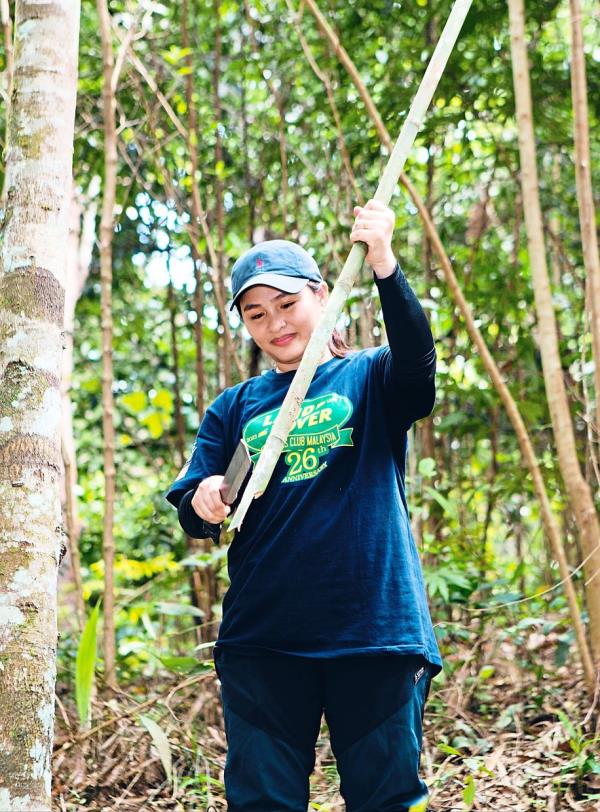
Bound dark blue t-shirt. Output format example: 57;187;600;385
166;265;442;674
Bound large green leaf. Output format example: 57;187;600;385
75;601;101;726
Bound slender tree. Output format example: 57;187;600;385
97;0;118;689
568;0;600;435
0;1;80;807
508;0;600;672
60;187;97;631
172;0;244;383
212;0;233;388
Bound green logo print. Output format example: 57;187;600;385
242;392;354;483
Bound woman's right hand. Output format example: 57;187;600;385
191;475;231;524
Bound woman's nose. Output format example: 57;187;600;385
269;314;287;332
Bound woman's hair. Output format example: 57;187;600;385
306;281;351;359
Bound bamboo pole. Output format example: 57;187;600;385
230;0;473;530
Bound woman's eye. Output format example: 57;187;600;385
250;313;263;321
282;302;295;309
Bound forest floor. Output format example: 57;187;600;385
52;632;600;812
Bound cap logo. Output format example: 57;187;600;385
256;259;263;269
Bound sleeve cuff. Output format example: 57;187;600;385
372;261;402;286
178;489;222;544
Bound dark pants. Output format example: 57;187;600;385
213;647;432;812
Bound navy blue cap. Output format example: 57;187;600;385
229;240;324;311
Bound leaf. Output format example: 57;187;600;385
141;612;157;640
139;715;172;784
158;655;204;674
425;571;450;603
122;391;147;413
143;411;164;439
160;46;192;65
155;601;205;618
463;774;476;808
438;743;463;757
194;641;218;652
423;486;458;519
151;388;173;411
418;457;437;478
76;601;101;726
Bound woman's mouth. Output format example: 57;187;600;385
272;333;295;346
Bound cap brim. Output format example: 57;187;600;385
228;273;309;311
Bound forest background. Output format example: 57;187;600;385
1;0;600;809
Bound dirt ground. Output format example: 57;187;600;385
52;638;600;812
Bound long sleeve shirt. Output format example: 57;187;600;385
166;263;441;673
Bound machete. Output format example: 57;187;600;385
219;438;253;506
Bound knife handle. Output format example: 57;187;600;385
219;480;233;506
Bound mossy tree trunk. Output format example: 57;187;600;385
0;1;80;809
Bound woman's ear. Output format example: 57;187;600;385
317;281;329;305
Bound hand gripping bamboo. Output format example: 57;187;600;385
229;0;473;531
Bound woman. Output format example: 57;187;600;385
166;200;441;812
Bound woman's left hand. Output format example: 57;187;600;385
350;199;397;278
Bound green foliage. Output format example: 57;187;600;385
75;601;101;726
155;654;209;674
424;565;475;603
557;711;600;794
462;773;476;809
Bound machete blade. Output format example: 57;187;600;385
219;438;253;507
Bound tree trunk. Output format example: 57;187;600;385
179;0;244;393
167;256;212;629
211;0;232;389
0;0;13;203
167;265;186;469
568;0;600;437
240;58;256;245
97;0;118;689
508;0;600;672
0;1;80;808
60;186;97;631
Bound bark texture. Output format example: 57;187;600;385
0;1;80;808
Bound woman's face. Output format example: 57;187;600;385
239;282;329;372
